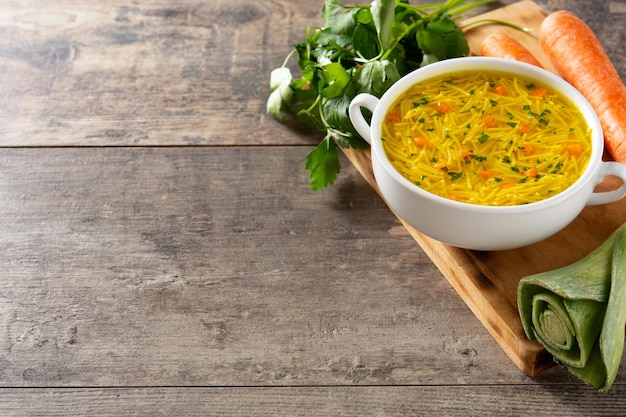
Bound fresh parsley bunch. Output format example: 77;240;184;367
267;0;495;190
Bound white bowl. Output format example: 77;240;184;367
349;57;626;250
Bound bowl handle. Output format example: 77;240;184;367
587;161;626;206
349;93;379;145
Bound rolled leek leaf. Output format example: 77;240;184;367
518;223;626;392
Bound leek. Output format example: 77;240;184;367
517;223;626;392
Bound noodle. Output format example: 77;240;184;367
382;70;592;206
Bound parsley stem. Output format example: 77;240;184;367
302;94;322;117
281;48;298;68
460;18;533;33
399;0;495;19
446;0;496;17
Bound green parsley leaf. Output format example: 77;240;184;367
416;16;469;62
320;62;352;99
352;23;380;60
323;1;358;36
322;0;344;23
471;155;487;162
354;60;401;97
413;97;430;107
322;94;368;149
478;133;490;144
371;0;396;50
305;136;341;190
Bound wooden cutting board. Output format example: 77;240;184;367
341;0;626;376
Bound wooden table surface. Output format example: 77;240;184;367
1;0;625;415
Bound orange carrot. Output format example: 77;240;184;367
480;32;543;68
479;169;493;180
436;101;451;114
566;143;583;156
387;113;402;123
540;10;626;163
459;148;471;159
491;85;508;95
524;167;538;178
413;136;429;148
529;87;547;98
484;115;498;128
518;121;531;134
522;144;535;156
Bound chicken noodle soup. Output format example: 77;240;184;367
382;70;592;206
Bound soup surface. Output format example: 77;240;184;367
382;70;592;206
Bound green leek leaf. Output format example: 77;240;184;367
518;223;626;392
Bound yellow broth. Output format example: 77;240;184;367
382;71;592;206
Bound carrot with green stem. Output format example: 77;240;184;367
480;32;543;68
540;10;626;163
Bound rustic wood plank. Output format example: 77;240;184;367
0;0;625;414
0;0;622;149
0;0;621;147
1;146;580;387
0;0;323;146
4;0;618;148
0;384;625;417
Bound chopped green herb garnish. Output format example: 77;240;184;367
414;97;430;108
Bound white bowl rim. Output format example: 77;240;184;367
369;56;604;213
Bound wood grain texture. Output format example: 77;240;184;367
0;147;556;387
1;385;626;417
0;0;322;146
0;0;626;414
0;0;621;148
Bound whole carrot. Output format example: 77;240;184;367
540;11;626;163
480;32;543;68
